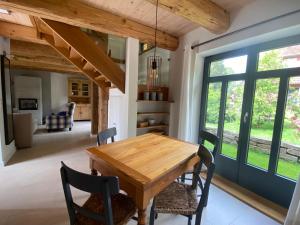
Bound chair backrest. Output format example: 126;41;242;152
60;162;119;225
199;130;219;157
68;102;76;120
97;127;117;146
192;145;215;222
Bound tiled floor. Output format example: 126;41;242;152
0;122;281;225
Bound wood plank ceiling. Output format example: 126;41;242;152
84;0;255;36
0;0;255;76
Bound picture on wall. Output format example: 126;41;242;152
1;55;14;145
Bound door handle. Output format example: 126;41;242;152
243;112;249;124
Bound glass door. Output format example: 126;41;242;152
201;36;300;208
218;80;245;181
245;78;280;170
277;76;300;180
202;53;248;182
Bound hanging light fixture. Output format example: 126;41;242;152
147;0;162;89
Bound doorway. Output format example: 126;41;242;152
200;35;300;207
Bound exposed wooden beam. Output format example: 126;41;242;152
91;83;99;135
146;0;229;34
0;0;179;50
11;61;80;74
0;20;126;65
98;87;109;132
0;20;45;44
10;39;80;74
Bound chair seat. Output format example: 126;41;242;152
154;182;198;216
76;193;136;225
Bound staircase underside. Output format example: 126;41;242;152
35;17;125;93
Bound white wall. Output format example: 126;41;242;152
169;0;300;143
0;37;15;166
108;37;139;140
11;70;86;116
50;72;69;113
11;69;52;117
108;35;126;61
14;76;43;124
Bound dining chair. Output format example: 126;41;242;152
149;144;215;225
180;130;219;183
97;127;117;146
60;162;136;225
199;130;220;157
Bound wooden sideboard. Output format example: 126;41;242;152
68;78;91;121
74;103;91;121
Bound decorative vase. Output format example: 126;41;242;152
158;92;164;101
150;91;157;101
144;91;150;100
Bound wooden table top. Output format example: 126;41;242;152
86;134;199;186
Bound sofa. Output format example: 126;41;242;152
45;102;76;131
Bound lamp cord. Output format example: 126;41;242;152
154;0;158;59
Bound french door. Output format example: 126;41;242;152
200;35;300;207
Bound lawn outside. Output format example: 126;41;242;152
221;143;300;180
206;121;300;181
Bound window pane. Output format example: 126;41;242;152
246;78;280;170
209;55;247;77
221;81;245;159
277;76;300;180
258;44;300;71
203;140;214;153
205;82;222;135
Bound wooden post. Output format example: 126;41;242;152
91;82;99;135
98;87;109;132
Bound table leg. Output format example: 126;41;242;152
137;208;147;225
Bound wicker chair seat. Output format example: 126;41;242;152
154;182;198;216
76;193;136;225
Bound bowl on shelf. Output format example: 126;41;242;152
148;119;156;126
138;121;149;128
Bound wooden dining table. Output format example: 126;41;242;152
86;133;199;225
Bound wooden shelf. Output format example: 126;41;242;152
137;100;174;103
137;124;168;129
137;112;169;116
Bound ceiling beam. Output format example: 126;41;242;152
146;0;230;34
10;39;80;74
0;20;126;65
0;0;179;50
0;20;45;44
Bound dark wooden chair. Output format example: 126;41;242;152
181;130;219;183
149;145;215;225
198;130;219;158
60;162;136;225
97;127;117;146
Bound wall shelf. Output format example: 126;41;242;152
136;86;173;136
137;112;169;116
137;124;168;129
136;100;174;103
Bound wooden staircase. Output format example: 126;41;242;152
35;18;125;93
